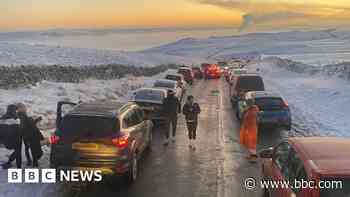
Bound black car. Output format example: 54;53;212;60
133;88;167;124
229;74;265;108
50;101;153;184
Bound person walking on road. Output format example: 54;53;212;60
239;103;259;162
163;90;180;145
182;95;201;149
0;105;22;169
17;103;44;167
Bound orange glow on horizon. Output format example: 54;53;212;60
1;0;350;31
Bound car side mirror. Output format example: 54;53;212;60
259;147;274;158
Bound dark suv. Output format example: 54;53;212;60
50;101;153;183
178;67;194;85
229;74;265;108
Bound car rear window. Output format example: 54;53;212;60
165;75;180;81
135;90;164;102
154;81;175;89
320;179;350;197
255;98;284;110
236;76;264;91
59;116;119;137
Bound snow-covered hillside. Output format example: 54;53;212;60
1;28;350;197
0;42;200;66
2;28;350;67
0;29;350;133
2;28;350;137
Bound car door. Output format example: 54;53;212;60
271;142;292;197
122;108;144;153
285;148;309;197
135;108;149;151
56;101;77;128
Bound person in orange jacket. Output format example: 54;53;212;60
240;104;260;161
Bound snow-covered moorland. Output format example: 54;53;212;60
2;28;350;137
1;28;350;196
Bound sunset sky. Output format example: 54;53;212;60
1;0;350;32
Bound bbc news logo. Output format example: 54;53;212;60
8;169;103;183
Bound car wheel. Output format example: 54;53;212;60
127;153;138;184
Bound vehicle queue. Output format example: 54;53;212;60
2;59;348;196
223;58;350;197
49;65;201;185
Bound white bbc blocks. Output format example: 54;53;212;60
8;169;56;183
8;169;22;183
24;169;39;183
41;169;56;183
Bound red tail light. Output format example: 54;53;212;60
50;135;60;145
282;100;289;108
112;133;130;149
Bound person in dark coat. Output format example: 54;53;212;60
163;90;180;145
182;95;201;149
17;103;43;167
0;105;22;169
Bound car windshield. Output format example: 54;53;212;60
255;98;284;110
320;178;350;197
59;116;119;138
236;76;264;92
165;75;180;81
135;90;164;102
154;81;175;89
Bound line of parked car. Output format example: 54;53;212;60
49;65;202;185
223;60;292;131
223;58;350;197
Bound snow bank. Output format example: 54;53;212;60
323;62;350;81
0;70;171;134
254;58;350;137
263;56;350;82
263;56;321;74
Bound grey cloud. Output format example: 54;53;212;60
239;12;307;31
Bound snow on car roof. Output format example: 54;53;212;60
136;87;167;93
69;101;126;118
247;91;282;99
166;73;183;77
154;79;177;84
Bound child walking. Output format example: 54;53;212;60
182;95;201;149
